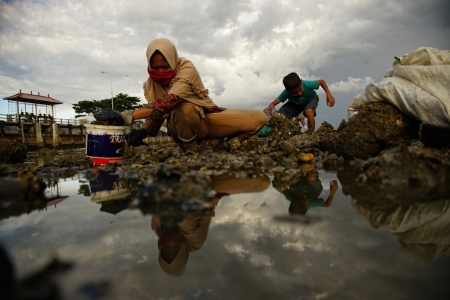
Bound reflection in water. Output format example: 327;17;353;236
137;169;270;276
89;170;131;202
353;199;450;260
80;169;134;214
272;164;338;216
36;148;57;167
338;158;450;260
0;243;74;300
0;175;69;221
1;163;449;299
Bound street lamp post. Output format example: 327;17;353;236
101;71;114;109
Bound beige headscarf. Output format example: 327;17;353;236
143;38;217;108
158;242;189;277
151;207;216;276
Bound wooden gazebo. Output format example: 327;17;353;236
3;89;63;122
1;90;85;148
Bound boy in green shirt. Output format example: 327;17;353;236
267;72;336;133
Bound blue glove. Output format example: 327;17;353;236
127;128;147;146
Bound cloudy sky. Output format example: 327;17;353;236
1;0;449;128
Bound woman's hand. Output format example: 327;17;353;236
127;128;148;146
93;108;124;125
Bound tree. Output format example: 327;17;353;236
112;93;143;111
72;93;143;118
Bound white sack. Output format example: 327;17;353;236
350;47;450;129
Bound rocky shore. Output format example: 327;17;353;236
1;101;449;206
0;103;450;209
1;100;449;277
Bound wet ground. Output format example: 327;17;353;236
0;145;449;300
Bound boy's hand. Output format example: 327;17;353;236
330;180;338;194
326;95;336;107
268;98;281;111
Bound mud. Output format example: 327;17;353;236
0;105;448;209
1;105;449;299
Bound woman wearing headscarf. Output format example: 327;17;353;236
150;172;271;276
122;38;268;151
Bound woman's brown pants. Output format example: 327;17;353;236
168;102;267;150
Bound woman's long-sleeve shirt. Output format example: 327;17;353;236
143;94;225;136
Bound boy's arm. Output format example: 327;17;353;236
317;79;335;107
323;180;338;207
300;117;306;127
268;98;281;111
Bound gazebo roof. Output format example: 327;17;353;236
3;91;63;106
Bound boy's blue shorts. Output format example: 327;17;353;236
278;95;319;118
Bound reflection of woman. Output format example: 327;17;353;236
151;173;270;276
277;171;338;215
123;38;267;151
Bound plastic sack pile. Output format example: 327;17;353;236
350;47;450;129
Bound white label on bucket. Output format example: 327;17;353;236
110;135;126;144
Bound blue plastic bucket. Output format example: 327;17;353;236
89;169;131;202
84;124;129;165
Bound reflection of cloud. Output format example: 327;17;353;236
283;241;305;251
4;173;449;299
250;253;272;267
224;243;249;258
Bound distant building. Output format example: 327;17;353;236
3;90;63;120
